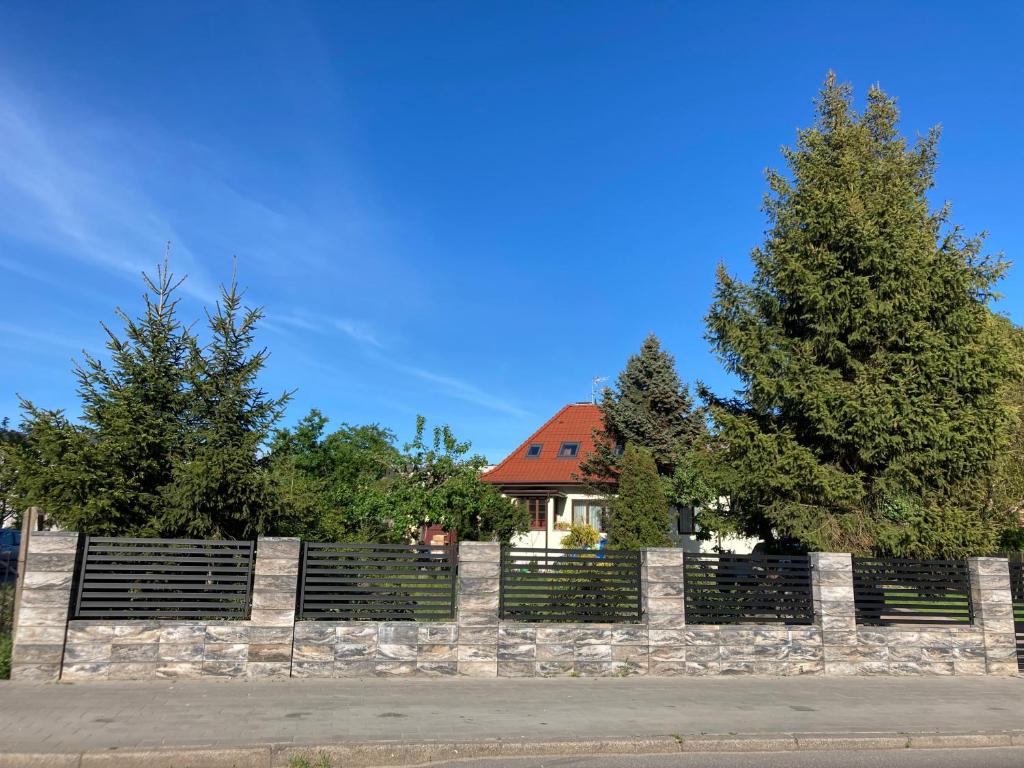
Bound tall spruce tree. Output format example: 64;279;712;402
606;443;671;549
704;75;1019;557
580;333;704;486
161;272;291;539
8;260;192;534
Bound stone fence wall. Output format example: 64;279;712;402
9;534;1020;681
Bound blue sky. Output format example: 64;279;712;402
1;2;1022;462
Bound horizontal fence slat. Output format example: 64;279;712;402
73;536;254;620
299;542;456;621
683;552;813;625
500;547;642;624
852;556;972;626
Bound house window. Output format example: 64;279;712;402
558;441;579;459
572;500;605;531
523;497;547;530
675;505;696;535
612;442;625;457
525;443;542;458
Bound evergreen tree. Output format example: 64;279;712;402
8;260;192;534
161;272;291;539
606;443;671;549
580;333;704;486
703;75;1019;556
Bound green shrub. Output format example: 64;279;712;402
0;630;11;680
560;523;601;549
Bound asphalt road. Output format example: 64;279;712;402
434;748;1024;768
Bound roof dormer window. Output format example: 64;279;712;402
525;443;542;458
557;441;579;459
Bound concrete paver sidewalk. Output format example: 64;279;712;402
0;676;1022;755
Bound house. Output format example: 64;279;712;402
482;402;757;553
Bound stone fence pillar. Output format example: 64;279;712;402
809;552;857;675
642;548;685;628
967;557;1017;676
456;542;500;676
10;531;80;681
248;537;301;679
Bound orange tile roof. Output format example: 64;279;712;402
482;403;605;485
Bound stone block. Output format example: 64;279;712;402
107;662;159;680
157;643;205;662
18;584;74;606
985;659;1021;676
498;643;535;660
255;538;301;559
576;643;612;661
458;660;497;676
682;629;721;645
110;643;159;662
459;561;499;579
575;660;617;677
536;643;574;661
499;625;537;642
254;575;297;592
378;643;417;661
13;643;66;663
612;626;647;644
418;643;458;661
291;661;334;678
458;577;499;596
336;624;378;640
64;642;112;663
649;661;687;676
644;549;683;567
684;661;720;676
26;532;80;554
15;606;70;627
536;661;574;677
26;552;77;571
62;662;111;680
252;590;298;610
11;663;62;681
203;643;248;661
575;627;612;645
459;626;499;644
294;640;335;662
458;610;499;626
249;643;292;662
612;644;649;661
254;557;299;576
334;643;376;660
333;660;377;677
202;661;246;677
418;624;458;643
250;626;293;644
498;660;535;677
458;643;498;661
953;658;987;675
536;626;578;643
155;662;205;679
205;625;251;643
644;565;684;583
416;661;458;676
685;645;721;662
112;624;161;643
648;645;686;662
459;593;499;612
15;626;68;644
458;542;500;562
374;660;418;676
158;625;206;644
249;608;295;627
247;661;292;679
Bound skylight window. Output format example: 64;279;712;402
525;443;543;458
558;441;579;459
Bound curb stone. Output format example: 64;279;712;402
2;733;1023;768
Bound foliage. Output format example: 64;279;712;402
560;522;601;549
606;443;671;549
7;259;193;535
267;413;530;544
0;628;10;680
5;259;290;539
702;74;1021;556
580;334;705;486
160;271;291;539
0;419;24;528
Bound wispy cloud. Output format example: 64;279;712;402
0;78;220;304
386;360;531;418
270;310;383;348
0;321;88;352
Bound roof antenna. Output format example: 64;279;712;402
591;376;607;404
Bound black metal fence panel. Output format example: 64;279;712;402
299;542;456;621
500;547;642;623
1009;558;1024;671
73;537;254;620
683;552;814;624
0;546;17;633
852;557;972;626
